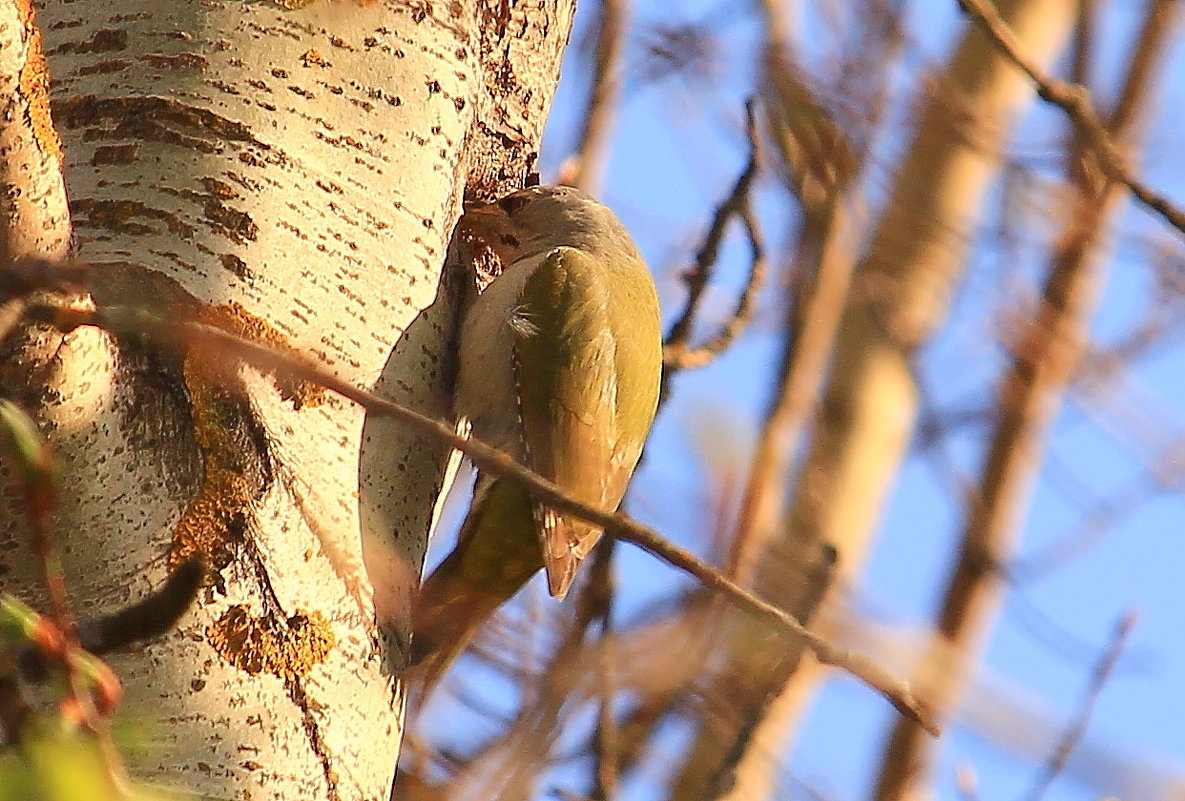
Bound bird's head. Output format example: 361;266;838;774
460;185;642;269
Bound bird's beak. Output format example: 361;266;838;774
461;198;504;218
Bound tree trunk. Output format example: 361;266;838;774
0;1;573;799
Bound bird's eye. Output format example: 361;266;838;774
496;194;531;215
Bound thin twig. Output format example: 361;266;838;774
662;102;766;376
957;0;1185;238
664;206;766;372
587;539;619;800
29;301;939;734
0;257;88;341
564;0;631;195
1022;612;1137;801
0;401;92;724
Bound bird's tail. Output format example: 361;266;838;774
536;507;602;600
404;478;545;695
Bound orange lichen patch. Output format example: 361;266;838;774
207;604;334;681
168;355;254;568
299;49;330;68
169;471;251;567
15;0;63;161
168;301;324;568
195;301;327;409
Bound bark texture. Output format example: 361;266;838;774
0;0;70;263
0;1;573;798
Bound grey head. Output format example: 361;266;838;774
491;185;643;265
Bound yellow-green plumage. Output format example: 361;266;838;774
408;186;662;687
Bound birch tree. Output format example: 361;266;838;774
1;1;574;799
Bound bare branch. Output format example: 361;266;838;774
663;103;766;375
586;540;620;800
1023;612;1138;801
957;0;1185;238
562;0;630;195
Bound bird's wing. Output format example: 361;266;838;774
512;247;632;599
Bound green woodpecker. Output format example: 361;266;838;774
408;185;662;686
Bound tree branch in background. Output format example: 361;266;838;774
958;0;1185;238
873;3;1180;797
671;0;1086;794
727;50;860;583
955;765;985;801
561;0;630;195
24;300;938;733
662;102;765;379
666;9;879;793
599;591;720;779
585;539;620;800
1024;612;1137;801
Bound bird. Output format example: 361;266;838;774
406;185;663;688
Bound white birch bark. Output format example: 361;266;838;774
0;0;70;262
0;1;573;798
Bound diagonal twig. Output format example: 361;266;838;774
27;300;939;734
957;0;1185;238
1022;612;1137;801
